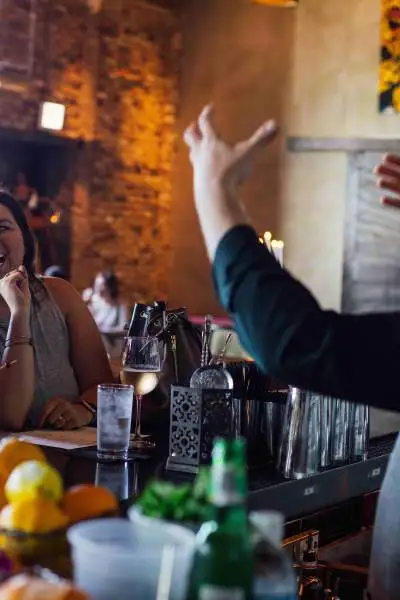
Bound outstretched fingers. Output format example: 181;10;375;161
183;121;202;149
234;120;278;160
198;104;217;140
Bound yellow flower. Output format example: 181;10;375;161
392;86;400;112
379;60;400;93
381;19;393;45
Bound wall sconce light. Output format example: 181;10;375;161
251;0;298;6
38;101;66;131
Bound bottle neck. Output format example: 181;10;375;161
210;463;248;529
212;503;248;529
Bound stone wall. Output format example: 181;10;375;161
0;0;181;302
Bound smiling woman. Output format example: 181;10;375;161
0;191;114;431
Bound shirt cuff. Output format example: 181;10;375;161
212;224;282;313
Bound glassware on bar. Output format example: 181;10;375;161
330;399;351;465
95;461;130;501
319;394;333;470
277;387;321;479
349;403;369;462
96;383;134;461
190;315;233;390
122;336;161;450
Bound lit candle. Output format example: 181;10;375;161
271;240;284;266
263;231;272;251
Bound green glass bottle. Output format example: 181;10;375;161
187;437;253;600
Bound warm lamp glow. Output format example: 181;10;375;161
38;102;66;131
252;0;298;6
50;212;61;224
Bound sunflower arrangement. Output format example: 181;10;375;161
379;0;400;112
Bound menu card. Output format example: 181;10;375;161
14;427;97;450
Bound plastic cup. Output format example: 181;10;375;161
67;518;195;600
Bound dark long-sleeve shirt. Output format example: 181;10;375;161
213;225;400;412
213;224;400;599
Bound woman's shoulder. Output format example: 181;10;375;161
40;276;83;317
41;275;76;294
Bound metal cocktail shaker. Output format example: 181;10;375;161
349;403;369;462
330;399;351;466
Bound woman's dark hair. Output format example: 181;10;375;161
101;270;119;301
0;190;36;276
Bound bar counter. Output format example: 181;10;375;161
41;433;396;521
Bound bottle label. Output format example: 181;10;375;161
211;466;244;506
199;585;245;600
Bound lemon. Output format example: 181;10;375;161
5;460;63;504
0;498;68;534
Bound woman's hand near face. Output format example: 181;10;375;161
0;266;31;315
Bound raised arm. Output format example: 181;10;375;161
0;267;35;430
184;106;400;411
213;224;400;410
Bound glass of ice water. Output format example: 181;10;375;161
97;384;134;461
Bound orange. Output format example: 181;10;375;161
0;498;68;534
0;439;46;480
0;474;7;511
0;575;92;600
61;484;119;524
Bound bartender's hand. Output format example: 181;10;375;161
38;397;92;430
183;104;278;261
184;105;278;195
375;154;400;208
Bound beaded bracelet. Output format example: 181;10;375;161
79;399;97;426
79;398;97;416
0;360;17;371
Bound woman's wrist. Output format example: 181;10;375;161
9;309;31;337
75;403;94;426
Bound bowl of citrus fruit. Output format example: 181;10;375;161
0;438;119;578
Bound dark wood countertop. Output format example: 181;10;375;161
40;434;396;521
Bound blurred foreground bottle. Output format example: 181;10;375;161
251;511;297;599
186;438;253;600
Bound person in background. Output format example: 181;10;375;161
83;270;128;359
0;190;113;431
183;105;400;600
44;265;67;280
13;172;32;209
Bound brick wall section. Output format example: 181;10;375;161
0;0;181;303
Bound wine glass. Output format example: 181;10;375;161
121;336;161;449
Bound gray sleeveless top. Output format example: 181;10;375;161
0;281;80;428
